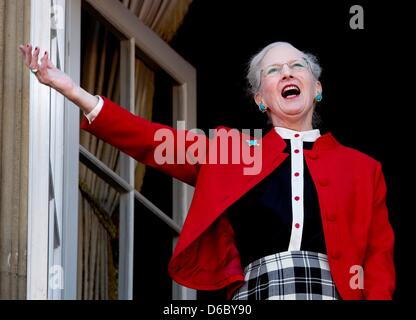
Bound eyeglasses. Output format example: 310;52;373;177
261;58;310;78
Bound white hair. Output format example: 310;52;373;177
247;42;322;96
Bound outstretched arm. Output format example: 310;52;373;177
19;44;202;185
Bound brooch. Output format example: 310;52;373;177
246;139;260;147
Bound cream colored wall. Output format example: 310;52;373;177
0;0;30;299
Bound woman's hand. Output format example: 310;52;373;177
19;44;75;96
18;44;98;114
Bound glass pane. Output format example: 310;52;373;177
133;69;176;300
78;163;120;299
133;199;176;300
80;6;121;172
139;69;174;219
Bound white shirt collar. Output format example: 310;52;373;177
274;127;321;142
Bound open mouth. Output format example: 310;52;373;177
281;84;301;99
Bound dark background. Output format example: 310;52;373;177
137;0;413;301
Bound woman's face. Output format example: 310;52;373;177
256;44;321;126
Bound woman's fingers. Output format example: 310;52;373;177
38;51;48;81
40;52;47;70
18;44;34;68
22;44;32;67
30;47;40;70
18;44;43;69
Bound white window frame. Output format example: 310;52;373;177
81;0;197;300
27;0;51;299
28;0;197;300
27;0;80;300
62;0;82;300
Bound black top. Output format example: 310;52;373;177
227;139;327;269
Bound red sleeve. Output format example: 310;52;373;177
80;96;204;186
363;162;396;299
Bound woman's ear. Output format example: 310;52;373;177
316;81;322;95
254;93;262;106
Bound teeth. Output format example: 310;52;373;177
283;85;299;93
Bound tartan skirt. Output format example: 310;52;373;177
231;250;340;300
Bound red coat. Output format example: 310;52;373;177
81;97;395;300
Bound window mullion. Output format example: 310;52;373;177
62;0;80;300
118;38;136;300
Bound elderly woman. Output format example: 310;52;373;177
19;41;395;300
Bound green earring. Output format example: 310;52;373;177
259;103;267;113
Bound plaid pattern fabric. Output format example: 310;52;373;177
232;251;340;300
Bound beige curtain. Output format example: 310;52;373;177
0;0;30;299
121;0;193;42
78;0;192;299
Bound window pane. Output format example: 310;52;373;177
80;6;121;172
78;163;120;299
133;199;176;300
